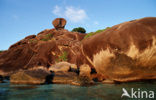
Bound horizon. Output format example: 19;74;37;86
0;0;156;50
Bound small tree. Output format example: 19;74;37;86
72;27;86;33
0;50;3;53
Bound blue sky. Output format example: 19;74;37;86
0;0;156;50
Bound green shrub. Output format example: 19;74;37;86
41;38;49;41
41;33;53;41
72;27;86;33
83;32;96;39
84;27;110;39
56;51;68;62
29;39;38;43
45;33;53;39
0;50;3;53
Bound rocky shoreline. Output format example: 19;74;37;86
9;62;99;86
1;61;113;86
0;17;156;86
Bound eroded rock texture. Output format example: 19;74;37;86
10;69;51;84
52;18;67;30
0;28;86;76
0;17;156;84
82;17;156;82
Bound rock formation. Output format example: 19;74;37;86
52;18;66;30
10;69;51;84
0;27;85;77
0;17;156;85
51;72;80;85
81;17;156;82
49;62;77;72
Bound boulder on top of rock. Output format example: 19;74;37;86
0;26;86;77
79;64;91;77
49;62;78;72
1;17;156;85
52;18;67;30
49;62;71;72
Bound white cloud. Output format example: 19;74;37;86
65;6;87;22
52;5;87;23
52;5;62;17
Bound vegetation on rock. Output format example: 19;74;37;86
29;39;38;43
1;17;156;85
41;33;53;41
84;27;110;39
72;27;86;33
56;51;68;62
0;50;4;53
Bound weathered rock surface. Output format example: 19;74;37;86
49;63;93;86
81;17;156;82
51;71;94;86
78;64;94;85
79;64;91;78
49;62;77;72
51;71;79;85
10;69;51;84
1;17;156;85
102;80;115;84
0;28;85;76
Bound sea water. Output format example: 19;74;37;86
0;81;156;100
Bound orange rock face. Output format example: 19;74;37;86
1;17;156;84
81;17;156;82
0;28;86;76
52;18;67;30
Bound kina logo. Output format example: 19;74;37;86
121;88;154;99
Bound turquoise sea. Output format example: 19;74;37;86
0;81;156;100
